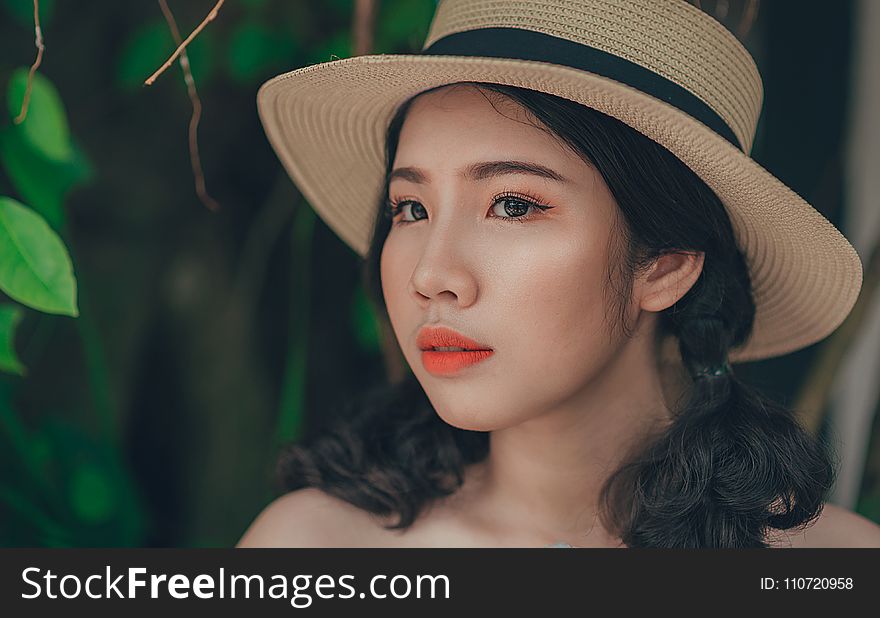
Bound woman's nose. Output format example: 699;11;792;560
407;221;478;308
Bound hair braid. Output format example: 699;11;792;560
599;248;833;546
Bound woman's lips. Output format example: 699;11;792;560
420;349;494;376
416;325;494;376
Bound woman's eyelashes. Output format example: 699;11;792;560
385;191;554;226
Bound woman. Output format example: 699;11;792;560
238;0;880;547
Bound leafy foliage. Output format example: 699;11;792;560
0;197;78;316
7;69;72;162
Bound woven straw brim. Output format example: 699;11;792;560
256;54;863;364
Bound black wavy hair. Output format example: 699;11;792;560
275;82;837;547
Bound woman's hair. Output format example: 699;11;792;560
275;82;837;547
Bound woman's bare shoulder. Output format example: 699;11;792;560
766;503;880;548
236;488;388;548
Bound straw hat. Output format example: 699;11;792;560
256;0;863;364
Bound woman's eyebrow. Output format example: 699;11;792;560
389;160;570;185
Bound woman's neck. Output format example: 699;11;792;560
461;333;684;547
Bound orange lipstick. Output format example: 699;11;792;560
417;325;494;376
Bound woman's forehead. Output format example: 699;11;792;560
395;87;590;184
403;84;544;136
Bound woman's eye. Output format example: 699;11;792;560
392;200;427;222
490;196;541;221
387;194;552;226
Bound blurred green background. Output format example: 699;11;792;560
1;0;878;547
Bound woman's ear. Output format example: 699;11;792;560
637;251;705;313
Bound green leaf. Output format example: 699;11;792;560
0;304;26;376
1;0;55;28
69;461;116;524
117;21;215;90
0;196;78;316
7;68;73;163
0;125;93;231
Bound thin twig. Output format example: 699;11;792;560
13;0;44;125
144;0;224;86
157;0;220;212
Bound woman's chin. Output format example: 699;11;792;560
434;408;522;432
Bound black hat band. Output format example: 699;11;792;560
422;27;743;152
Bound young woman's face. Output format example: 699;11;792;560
380;84;633;431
